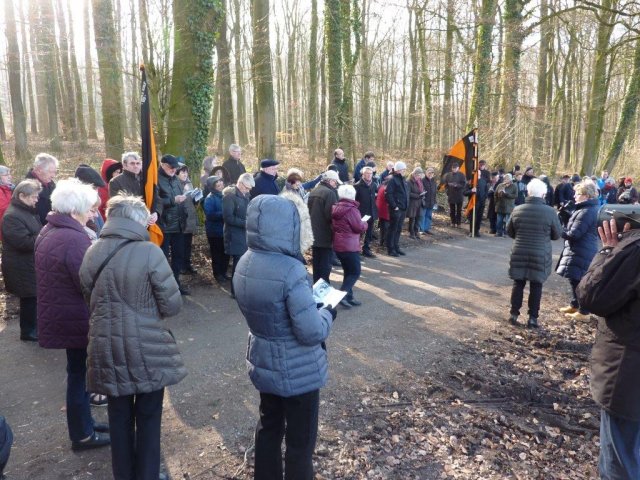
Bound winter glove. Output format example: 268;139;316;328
323;306;338;321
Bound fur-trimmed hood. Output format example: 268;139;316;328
280;190;314;253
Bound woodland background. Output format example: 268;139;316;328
0;0;639;178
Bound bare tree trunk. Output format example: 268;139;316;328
307;0;319;159
5;0;29;161
442;0;455;150
325;0;343;153
92;0;125;158
532;0;551;169
319;38;327;152
66;0;87;143
30;0;49;137
417;7;432;160
233;0;249;146
18;1;38;135
129;0;139;140
84;0;98;139
55;0;78;141
251;0;276;161
467;0;497;129
602;37;640;173
38;0;61;149
0;103;6;141
405;10;418;153
341;0;360;163
217;0;236;149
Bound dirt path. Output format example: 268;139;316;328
0;223;599;479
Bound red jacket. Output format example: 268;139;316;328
0;184;12;240
98;159;120;219
331;199;367;253
376;184;389;221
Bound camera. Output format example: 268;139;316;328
597;204;640;231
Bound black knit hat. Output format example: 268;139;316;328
105;162;122;182
75;164;105;188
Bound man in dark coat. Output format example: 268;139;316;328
308;170;341;283
223;172;254;298
384;162;409;257
442;162;466;227
158;154;189;295
577;219;640;479
354;166;378;257
486;171;499;234
25;153;58;225
222;144;246;184
250;159;281;198
521;166;535;186
109;151;160;224
506;178;562;328
332;148;350;183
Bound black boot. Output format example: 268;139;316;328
527;317;538;329
508;314;519;326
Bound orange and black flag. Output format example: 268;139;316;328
441;129;477;182
140;65;163;246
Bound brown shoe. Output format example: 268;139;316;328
565;311;591;321
559;305;578;314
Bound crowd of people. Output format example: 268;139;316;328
0;146;639;479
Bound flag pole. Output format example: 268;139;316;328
470;129;479;237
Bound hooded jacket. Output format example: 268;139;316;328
157;169;186;233
556;198;599;281
98;159;119;219
234;195;333;397
80;217;186;396
222;185;249;256
0;183;13;240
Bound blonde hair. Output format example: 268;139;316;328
574;181;598;199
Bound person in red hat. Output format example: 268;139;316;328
617;177;638;204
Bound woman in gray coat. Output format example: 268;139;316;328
507;178;562;328
80;195;186;480
234;194;335;480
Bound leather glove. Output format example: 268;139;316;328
322;306;338;321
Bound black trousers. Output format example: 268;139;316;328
207;235;229;278
378;219;388;246
312;246;333;284
230;255;241;295
362;218;374;253
510;279;543;319
449;202;462;225
387;209;406;253
183;233;194;269
336;251;361;300
467;201;485;234
254;390;319;480
569;278;589;314
108;389;165;480
19;296;37;337
161;232;185;285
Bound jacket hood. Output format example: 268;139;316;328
223;185;236;196
333;199;360;218
99;216;150;241
246;195;302;257
280;190;314;252
575;198;600;209
100;158;122;183
45;212;86;232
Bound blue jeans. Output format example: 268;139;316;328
66;348;94;442
336;251;361;300
420;207;433;232
600;409;640;479
496;213;510;236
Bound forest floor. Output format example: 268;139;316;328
0;210;600;480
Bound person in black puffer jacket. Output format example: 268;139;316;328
158;154;189;295
507;178;562;328
556;181;599;321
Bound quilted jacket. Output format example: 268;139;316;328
332;199;367;253
35;212;92;349
234;195;333;397
556;198;599;281
80;217;186;397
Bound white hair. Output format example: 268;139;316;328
51;178;99;215
34;153;59;171
361;166;374;174
338;184;356;201
287;167;304;177
229;144;241;153
238;172;255;188
106;194;150;226
526;178;547;198
121;152;140;164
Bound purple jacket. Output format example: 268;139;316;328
35;212;92;349
331;199;367;253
